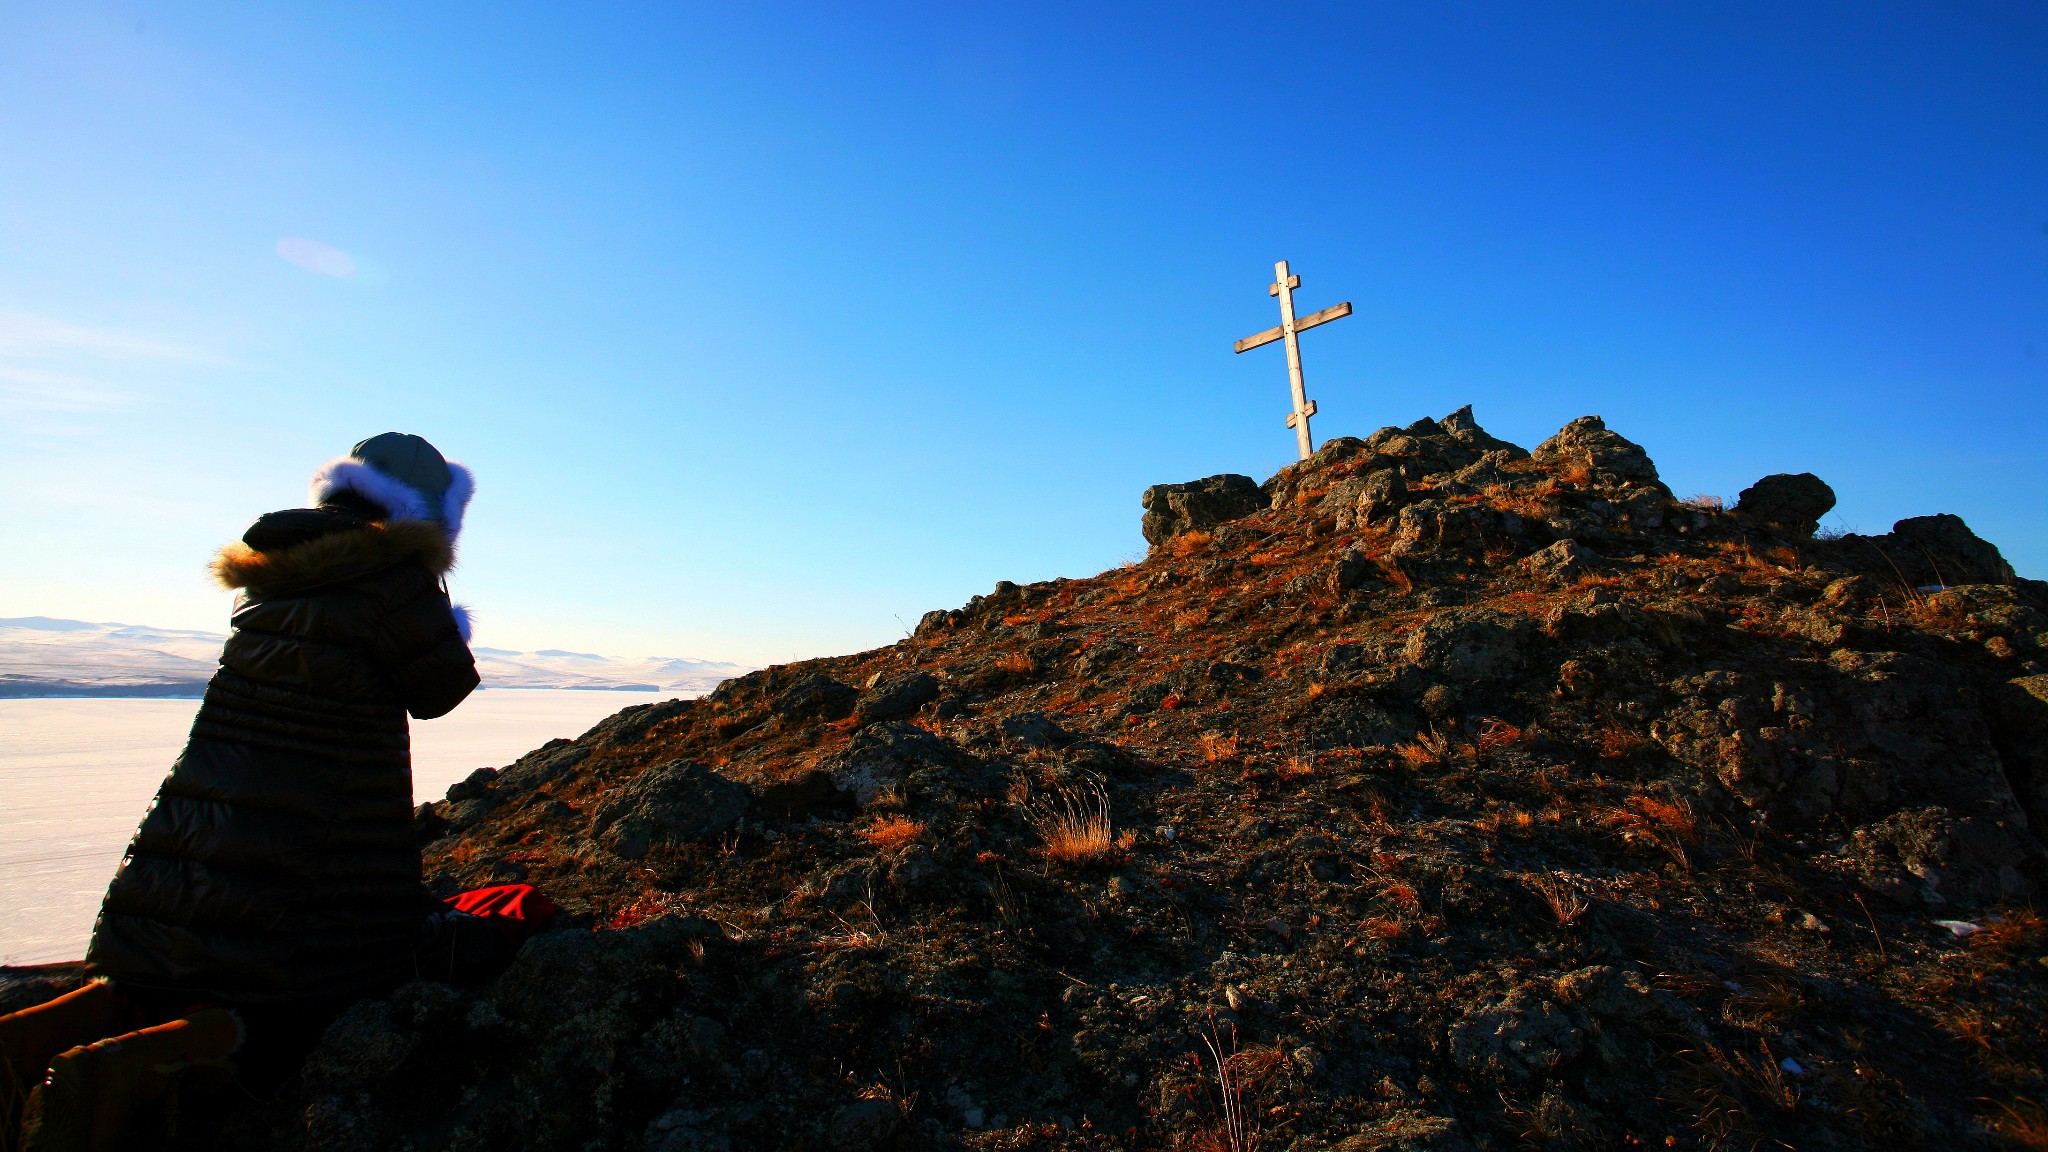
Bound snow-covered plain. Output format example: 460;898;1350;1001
0;689;680;965
0;616;747;695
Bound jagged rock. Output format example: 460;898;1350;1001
1441;404;1528;459
774;673;858;722
495;739;591;791
1330;546;1381;592
1532;415;1661;486
1735;472;1837;535
855;670;938;723
823;721;952;806
579;697;695;746
1519;539;1595;584
587;760;752;859
1890;514;2016;585
1403;609;1532;682
1449;986;1583;1081
1141;474;1263;546
446;765;498;802
1000;710;1067;747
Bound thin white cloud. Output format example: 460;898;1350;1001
0;365;129;412
0;311;201;362
277;237;358;278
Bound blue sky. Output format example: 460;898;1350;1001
2;2;2044;666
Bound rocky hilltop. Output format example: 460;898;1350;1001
23;408;2048;1150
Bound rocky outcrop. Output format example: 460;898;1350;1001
1140;473;1262;546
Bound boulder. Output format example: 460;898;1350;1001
855;670;939;724
773;674;858;723
1734;473;1836;535
1890;514;2016;585
1142;474;1263;546
1403;610;1531;682
823;721;952;806
1519;539;1596;584
1532;416;1661;486
587;760;752;859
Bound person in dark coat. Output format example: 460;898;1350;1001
1;433;481;1152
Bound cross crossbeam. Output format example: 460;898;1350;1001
1233;260;1351;460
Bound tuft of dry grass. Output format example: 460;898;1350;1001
994;652;1037;676
858;815;925;851
1971;908;2046;959
1475;719;1526;761
1027;780;1118;863
1199;732;1240;763
1989;1098;2048;1151
1681;493;1726;512
1275;755;1315;781
1606;793;1698;869
1522;873;1588;928
1169;530;1216;557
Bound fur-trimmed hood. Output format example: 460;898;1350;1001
213;519;455;597
308;456;475;540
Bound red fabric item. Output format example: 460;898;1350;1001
444;884;558;946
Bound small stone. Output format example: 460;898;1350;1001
827;1098;901;1150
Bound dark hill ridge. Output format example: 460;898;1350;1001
40;408;2048;1149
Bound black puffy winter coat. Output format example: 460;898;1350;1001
87;506;479;1004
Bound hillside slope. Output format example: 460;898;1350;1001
171;411;2048;1147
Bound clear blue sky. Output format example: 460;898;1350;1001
3;3;2044;666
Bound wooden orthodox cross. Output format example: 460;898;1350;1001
1233;259;1352;460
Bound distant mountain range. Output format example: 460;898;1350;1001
0;617;749;697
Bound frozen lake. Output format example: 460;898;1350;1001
0;688;678;965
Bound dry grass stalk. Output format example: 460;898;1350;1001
1681;493;1726;512
1475;718;1526;761
995;652;1036;675
1989;1098;2048;1151
1028;780;1118;863
1188;1015;1261;1152
1276;755;1315;781
1170;530;1216;557
858;815;925;851
1198;732;1240;762
1523;872;1588;928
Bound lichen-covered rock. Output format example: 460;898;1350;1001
587;760;752;859
854;670;938;724
773;673;858;722
1142;474;1263;546
1403;609;1533;682
823;721;953;806
1532;415;1661;486
1449;985;1583;1080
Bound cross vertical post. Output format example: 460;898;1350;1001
1233;259;1352;461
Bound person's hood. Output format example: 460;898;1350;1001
307;456;475;541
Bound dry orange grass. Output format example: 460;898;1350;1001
1680;493;1726;512
1275;755;1315;781
1028;781;1119;863
1989;1099;2048;1151
1198;732;1240;762
858;815;925;851
1169;530;1216;557
1973;908;2046;958
1606;793;1698;869
1476;719;1526;761
994;652;1036;675
1521;873;1588;928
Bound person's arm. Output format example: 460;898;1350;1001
378;567;480;720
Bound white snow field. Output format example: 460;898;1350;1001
0;689;680;965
